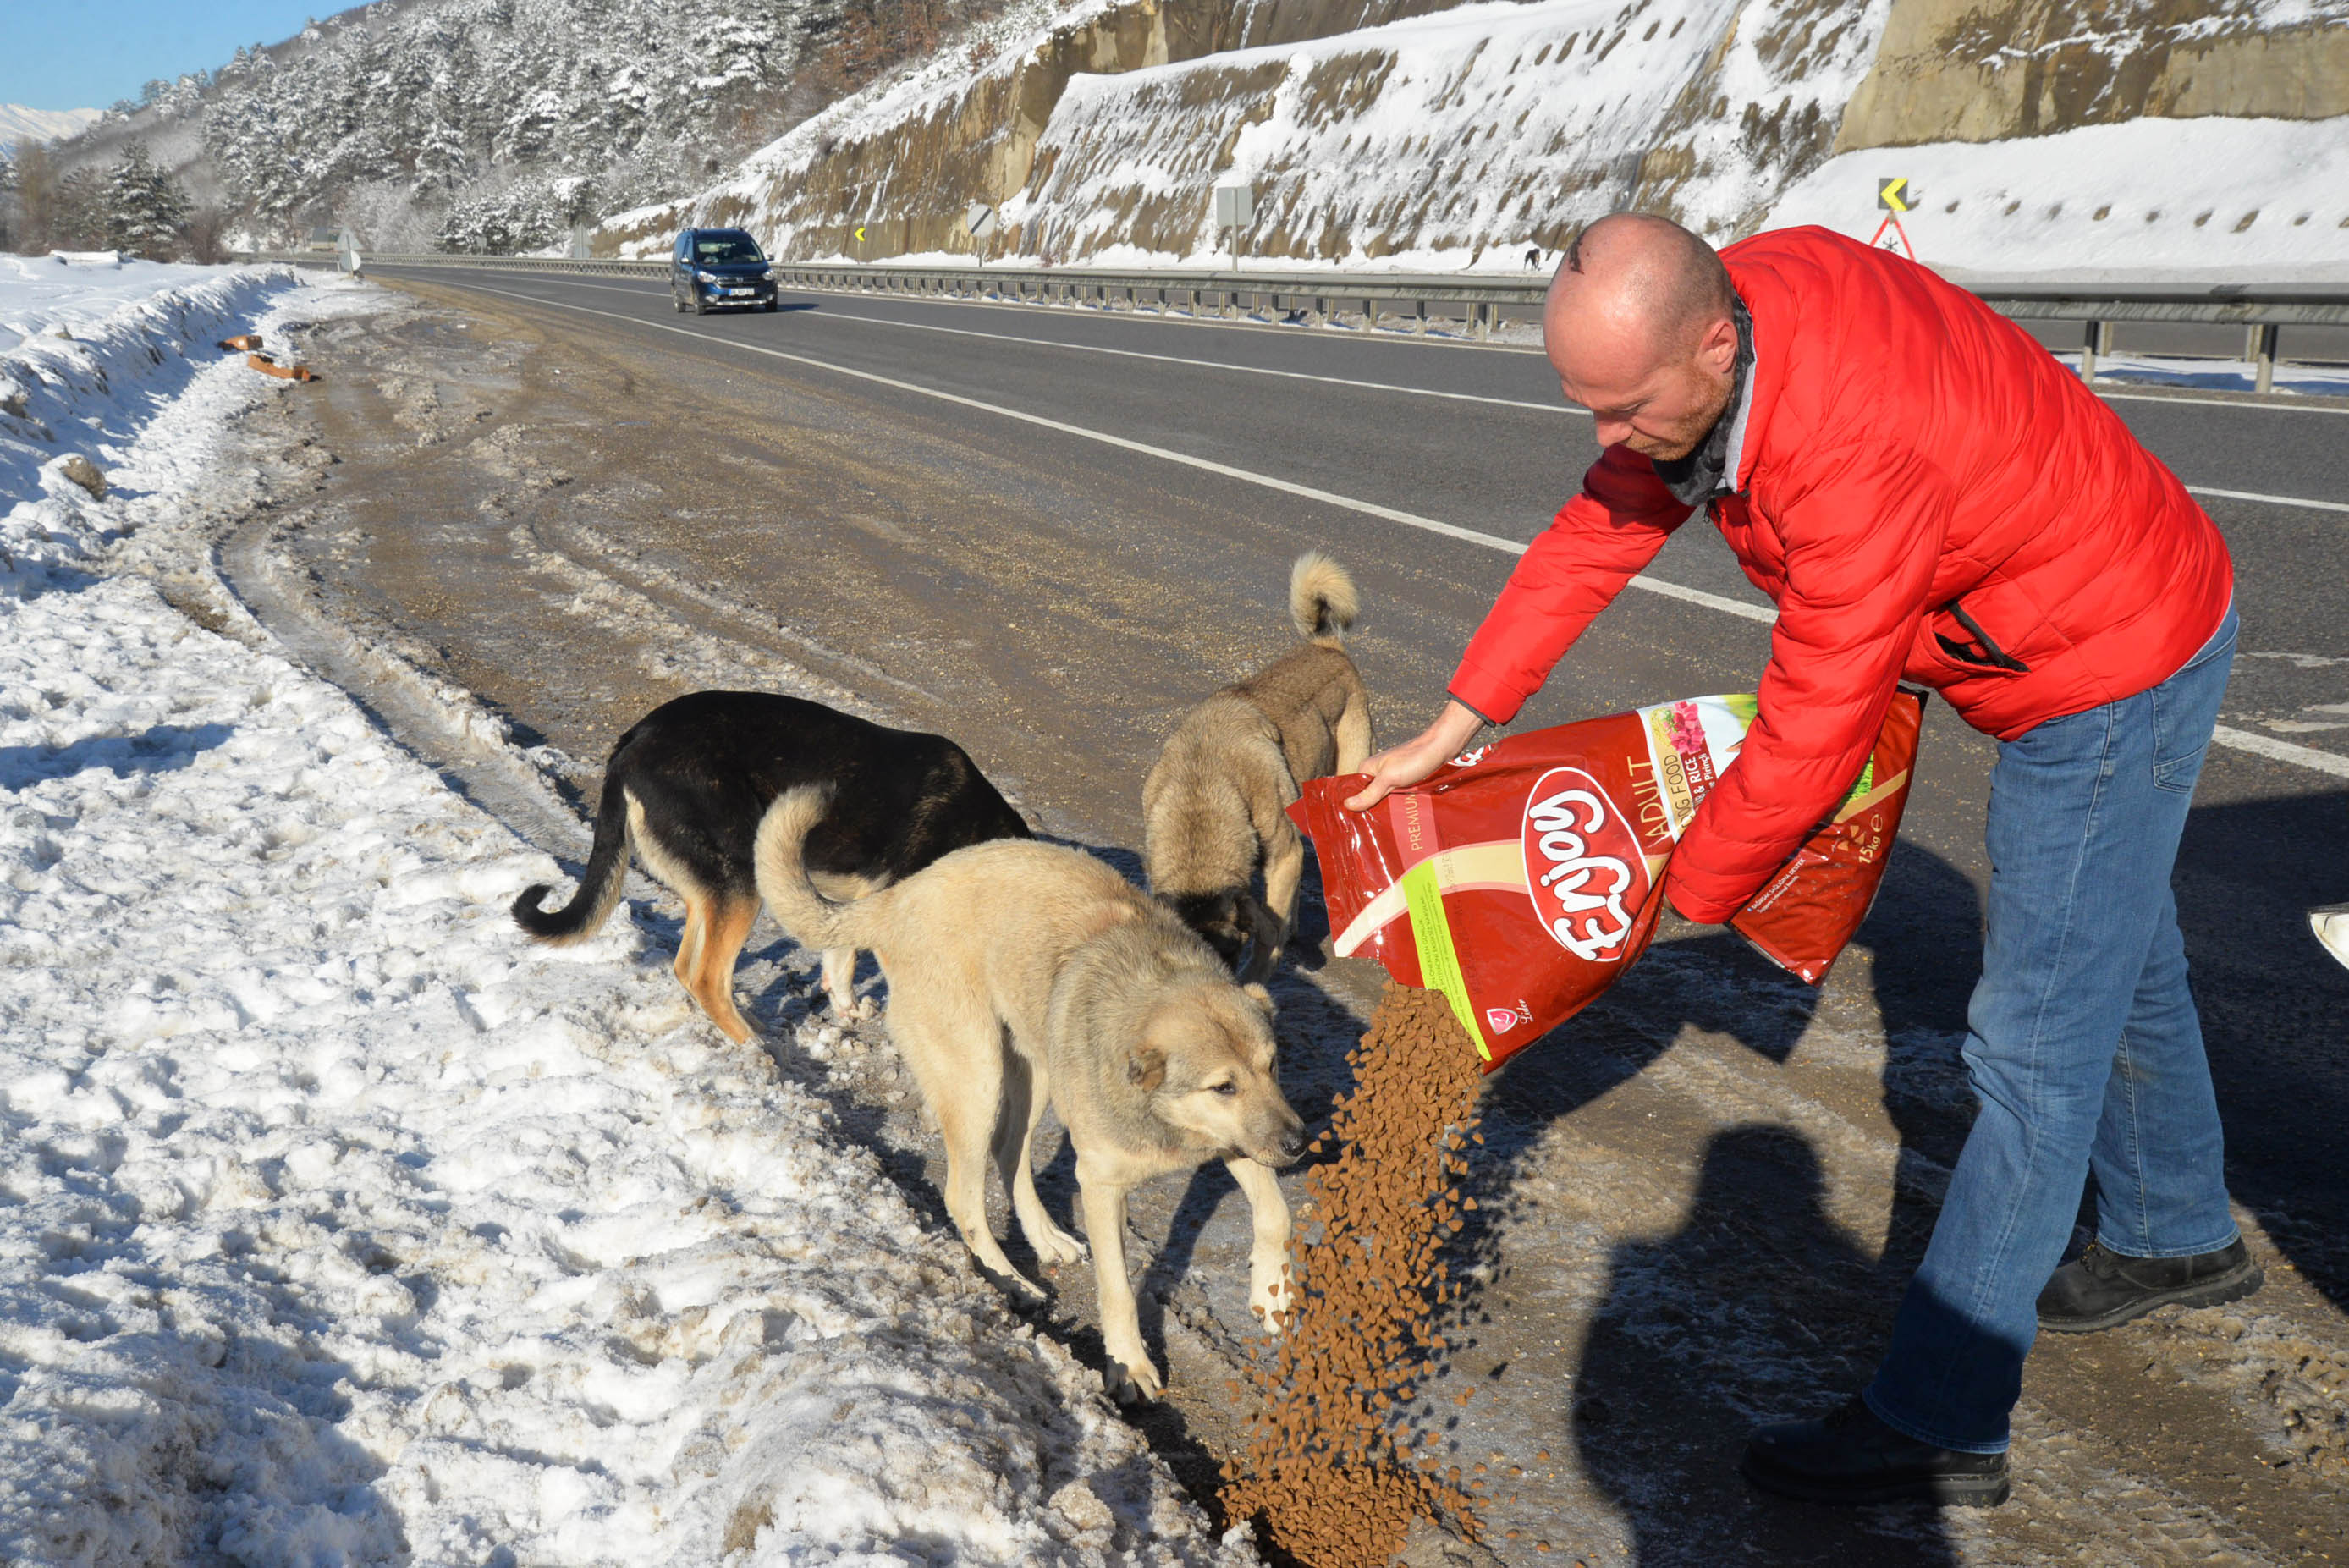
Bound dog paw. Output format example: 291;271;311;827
1105;1349;1164;1403
1030;1224;1088;1268
828;992;877;1021
1250;1263;1292;1334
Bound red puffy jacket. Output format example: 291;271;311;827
1449;226;2234;923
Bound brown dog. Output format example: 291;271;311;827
1143;552;1373;979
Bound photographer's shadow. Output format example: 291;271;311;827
1572;1125;1960;1565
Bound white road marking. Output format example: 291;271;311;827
2187;485;2349;515
2209;725;2349;779
420;269;2349;439
467;270;1573;411
448;278;2349;779
813;308;1576;414
2102;388;2349;416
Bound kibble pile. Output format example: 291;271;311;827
1220;982;1490;1565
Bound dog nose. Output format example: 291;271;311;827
1276;1125;1307;1165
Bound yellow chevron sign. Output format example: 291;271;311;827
1878;177;1912;213
854;224;866;242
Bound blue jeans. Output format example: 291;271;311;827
1865;608;2240;1453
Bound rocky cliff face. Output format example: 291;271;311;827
625;0;1244;259
607;0;2349;268
1838;0;2349;149
610;0;1889;259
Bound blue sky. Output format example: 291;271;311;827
1;1;330;113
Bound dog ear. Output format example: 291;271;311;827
1241;982;1275;1017
1126;1044;1166;1092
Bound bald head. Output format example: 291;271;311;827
1553;213;1735;353
1543;213;1741;461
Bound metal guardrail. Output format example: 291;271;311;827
1972;283;2349;393
256;250;1552;338
256;251;2349;392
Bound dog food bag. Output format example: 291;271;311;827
1290;690;1924;1070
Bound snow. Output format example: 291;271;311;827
1001;0;1893;271
0;254;277;354
2;257;298;580
603;0;1133;258
1765;115;2349;282
0;104;101;146
627;0;2349;282
0;267;1256;1562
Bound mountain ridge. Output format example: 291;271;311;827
0;106;102;146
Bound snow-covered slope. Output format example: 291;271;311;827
1002;0;1885;269
0;105;100;145
1767;113;2349;279
613;0;2349;273
0;267;1258;1565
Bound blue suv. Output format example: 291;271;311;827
670;228;778;315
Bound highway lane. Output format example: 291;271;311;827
377;263;2349;778
314;267;2349;1560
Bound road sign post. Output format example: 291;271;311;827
1213;184;1254;265
1869;177;1917;260
964;203;997;259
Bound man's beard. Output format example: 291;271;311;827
1627;421;1708;461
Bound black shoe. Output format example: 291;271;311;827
1741;1396;2010;1506
2036;1237;2263;1333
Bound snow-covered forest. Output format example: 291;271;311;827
1;140;217;262
28;0;1000;256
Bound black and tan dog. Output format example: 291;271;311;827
1143;552;1373;979
512;690;1029;1039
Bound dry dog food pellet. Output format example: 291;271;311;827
1219;982;1487;1563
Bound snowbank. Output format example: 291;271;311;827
1765;114;2349;281
1;256;297;580
0;261;1254;1564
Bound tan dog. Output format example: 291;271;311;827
755;788;1307;1400
1144;552;1373;980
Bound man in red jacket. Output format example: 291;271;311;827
1346;215;2257;1504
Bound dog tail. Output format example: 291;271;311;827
753;785;864;953
512;768;632;944
1289;551;1359;646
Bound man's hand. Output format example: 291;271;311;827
1342;701;1487;811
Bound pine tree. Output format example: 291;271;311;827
171;0;871;246
50;168;107;251
9;139;53;254
103;140;190;258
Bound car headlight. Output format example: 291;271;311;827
695;269;721;283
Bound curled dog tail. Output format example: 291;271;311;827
752;785;864;954
1289;551;1359;646
512;768;632;944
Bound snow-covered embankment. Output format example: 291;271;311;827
0;260;1252;1564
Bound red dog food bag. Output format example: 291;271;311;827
1290;690;1924;1070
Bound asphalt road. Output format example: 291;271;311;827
332;265;2349;1562
373;262;2349;754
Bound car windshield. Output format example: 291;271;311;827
692;234;765;265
